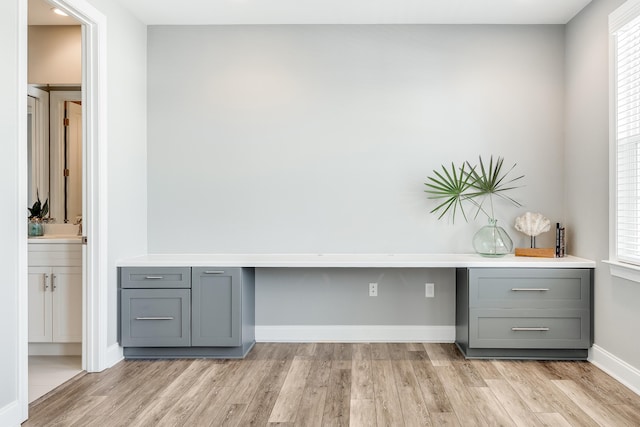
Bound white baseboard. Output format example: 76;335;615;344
105;343;124;370
589;344;640;396
0;400;21;427
255;325;455;343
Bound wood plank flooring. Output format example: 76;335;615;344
23;343;640;426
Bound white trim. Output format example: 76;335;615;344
106;343;124;369
46;0;109;374
255;325;455;343
603;260;640;283
608;0;640;274
589;344;640;397
17;0;29;422
610;0;640;32
0;400;21;427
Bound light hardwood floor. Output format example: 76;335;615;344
23;343;640;426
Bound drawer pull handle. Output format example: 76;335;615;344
511;327;550;331
144;276;164;280
511;288;550;292
204;270;225;274
135;317;175;320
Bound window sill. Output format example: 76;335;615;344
603;260;640;283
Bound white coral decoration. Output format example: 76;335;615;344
514;212;551;237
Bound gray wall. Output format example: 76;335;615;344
256;268;454;325
147;25;566;255
565;0;640;369
147;24;566;329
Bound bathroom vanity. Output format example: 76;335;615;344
28;235;82;355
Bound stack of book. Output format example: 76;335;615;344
556;223;566;257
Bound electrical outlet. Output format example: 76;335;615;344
369;282;378;297
425;283;435;298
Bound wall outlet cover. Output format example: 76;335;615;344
369;282;378;297
425;283;435;298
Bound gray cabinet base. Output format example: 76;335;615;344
123;340;255;359
455;342;588;360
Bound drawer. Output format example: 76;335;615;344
120;267;191;289
121;289;191;347
469;308;590;349
469;268;590;309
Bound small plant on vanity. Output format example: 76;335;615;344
424;155;524;256
28;190;49;237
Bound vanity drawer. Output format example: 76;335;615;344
120;267;191;289
469;308;590;349
469;268;590;309
121;289;191;347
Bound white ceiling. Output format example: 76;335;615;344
28;0;80;25
114;0;593;25
28;0;593;26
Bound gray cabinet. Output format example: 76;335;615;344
456;268;593;359
192;268;241;347
119;266;255;359
120;288;191;347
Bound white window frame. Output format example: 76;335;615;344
607;0;640;283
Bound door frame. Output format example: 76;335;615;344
19;0;108;420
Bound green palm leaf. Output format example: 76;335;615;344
424;155;523;223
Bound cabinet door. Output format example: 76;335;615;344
51;266;82;342
192;268;241;347
28;267;52;342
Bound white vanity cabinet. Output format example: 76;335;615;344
28;241;82;345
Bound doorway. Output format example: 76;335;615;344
27;0;84;403
20;0;109;420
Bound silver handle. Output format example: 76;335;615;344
135;317;175;320
43;274;49;291
51;274;56;291
511;327;550;331
204;270;225;274
144;276;164;280
511;288;550;292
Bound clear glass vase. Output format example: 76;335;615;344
472;218;513;257
28;218;44;237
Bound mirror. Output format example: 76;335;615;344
27;86;49;208
27;85;82;224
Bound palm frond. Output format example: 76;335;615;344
424;155;523;223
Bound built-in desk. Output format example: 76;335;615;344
117;253;594;269
117;254;595;360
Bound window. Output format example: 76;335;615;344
609;0;640;281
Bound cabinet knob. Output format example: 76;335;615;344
510;288;550;292
51;274;56;291
204;270;225;274
43;273;49;290
511;327;550;332
135;317;175;320
144;276;164;280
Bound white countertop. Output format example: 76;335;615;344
117;253;595;268
28;235;82;244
